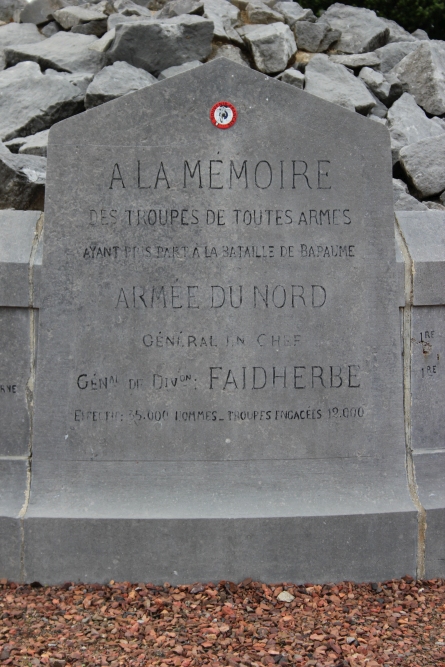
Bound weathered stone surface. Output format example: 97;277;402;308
158;0;203;18
0;150;46;210
0;62;85;141
245;1;283;25
0;22;45;70
40;21;61;37
392;41;445;115
0;0;25;21
107;15;213;75
412;28;429;40
71;19;108;37
305;54;376;113
207;43;249;66
53;4;107;28
388;93;445;165
393;177;427;211
47;69;94;95
18;0;65;25
277;66;304;87
425;200;445;210
107;0;152;17
319;3;389;54
329;52;380;71
5;31;105;74
202;0;242;44
381;17;417;44
158;59;201;79
367;91;388;119
26;58;414;584
293;20;339;53
274;1;315;27
107;13;140;29
243;22;296;74
359;66;390;101
85;60;156;108
400;134;445;198
88;27;115;51
12;129;50;157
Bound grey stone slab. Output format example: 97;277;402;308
0;309;32;457
0;460;27;581
4;31;105;74
396;210;445;305
26;59;414;581
392;41;445;116
158;59;201;80
242;22;296;74
388;92;445;165
293;20;339;54
319;3;389;54
374;41;420;74
0;62;85;142
107;15;213;75
23;510;417;584
400;134;445;199
305;54;376;114
413;452;445;578
0;209;41;307
85;61;156;108
410;307;445;451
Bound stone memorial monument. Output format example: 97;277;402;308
19;59;417;582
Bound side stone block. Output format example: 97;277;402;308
0;460;27;581
414;452;445;578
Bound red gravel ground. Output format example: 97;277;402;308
1;577;445;667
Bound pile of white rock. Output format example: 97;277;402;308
0;0;444;211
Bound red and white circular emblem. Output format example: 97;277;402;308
210;101;237;129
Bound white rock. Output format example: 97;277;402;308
277;590;295;602
0;150;46;210
319;3;389;54
400;134;445;198
202;0;242;44
107;15;214;75
207;43;249;66
381;17;417;44
374;41;420;74
85;60;156;107
388;92;445;164
243;22;296;74
158;0;204;18
305;53;376;114
88;28;115;52
53;4;107;29
359;67;390;102
4;31;105;74
392;41;445;115
329;52;380;70
18;129;49;157
245;1;284;25
277;67;304;88
393;178;427;211
412;28;429;40
158;59;202;79
0;21;45;71
0;61;84;141
293;20;339;53
274;1;315;27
